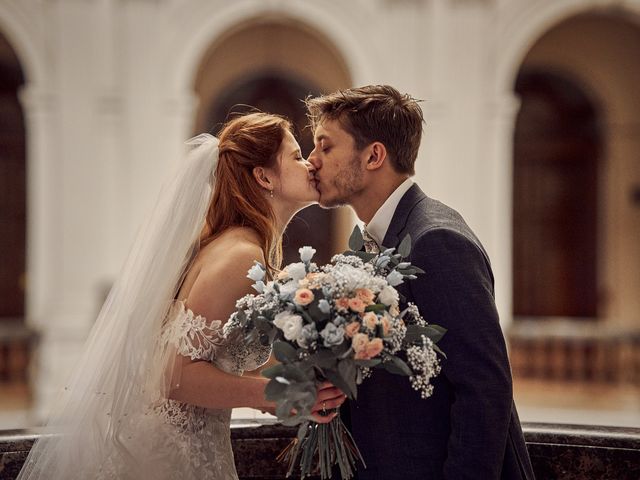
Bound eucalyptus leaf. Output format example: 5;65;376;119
348;225;365;251
273;341;298;363
324;368;356;400
382;356;413;376
364;303;387;313
264;378;288;400
354;358;381;368
308;349;338;369
433;343;448;359
405;324;447;344
337;360;357;400
398;234;412;258
261;363;286;379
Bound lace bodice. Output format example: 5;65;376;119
162;300;271;373
94;301;271;480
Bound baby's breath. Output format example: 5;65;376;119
407;335;441;399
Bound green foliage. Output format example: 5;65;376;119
398;233;412;258
348;225;364;251
405;324;447;344
272;341;298;363
381;355;413;376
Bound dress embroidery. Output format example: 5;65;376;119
92;301;271;480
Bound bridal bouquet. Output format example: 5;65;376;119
231;227;446;479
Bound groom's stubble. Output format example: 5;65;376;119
317;151;366;209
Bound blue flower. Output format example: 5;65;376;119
320;322;345;347
247;262;266;282
318;299;331;314
386;270;404;287
297;323;319;348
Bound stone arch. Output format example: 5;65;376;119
0;3;46;87
510;10;640;326
492;0;640;96
190;15;354;264
160;0;375;102
484;0;640;325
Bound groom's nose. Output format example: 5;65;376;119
308;149;321;169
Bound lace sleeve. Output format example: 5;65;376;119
162;302;225;362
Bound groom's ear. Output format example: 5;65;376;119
365;142;387;171
252;166;274;190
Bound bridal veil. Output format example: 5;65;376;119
17;134;220;479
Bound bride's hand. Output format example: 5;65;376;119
310;381;347;424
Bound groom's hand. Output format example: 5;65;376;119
310;382;347;424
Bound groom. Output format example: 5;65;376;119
306;85;535;480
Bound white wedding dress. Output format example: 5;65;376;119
86;300;271;480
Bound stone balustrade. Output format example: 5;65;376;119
1;422;639;479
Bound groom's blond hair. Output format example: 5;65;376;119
305;85;424;175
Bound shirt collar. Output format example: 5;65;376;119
365;178;414;246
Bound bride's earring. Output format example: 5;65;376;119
269;189;274;199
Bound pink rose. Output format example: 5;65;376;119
336;297;350;312
348;297;366;313
363;312;378;331
356;288;375;305
381;316;391;336
364;338;384;358
352;333;369;354
294;288;314;306
345;322;361;338
355;337;384;360
354;350;369;360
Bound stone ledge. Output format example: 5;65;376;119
1;422;639;479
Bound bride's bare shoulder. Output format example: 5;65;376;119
183;228;265;320
199;227;264;265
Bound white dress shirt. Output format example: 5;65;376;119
365;178;414;246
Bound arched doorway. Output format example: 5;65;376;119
509;11;640;389
512;12;640;326
0;31;25;319
193;18;352;265
513;69;602;318
0;30;27;392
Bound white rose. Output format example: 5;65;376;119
273;311;303;341
287;262;307;282
279;281;298;300
299;246;317;263
378;285;399;306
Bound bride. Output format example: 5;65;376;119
17;112;346;479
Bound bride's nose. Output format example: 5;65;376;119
305;160;316;174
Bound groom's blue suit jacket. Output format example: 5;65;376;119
340;184;535;480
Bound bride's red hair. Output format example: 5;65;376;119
199;112;291;275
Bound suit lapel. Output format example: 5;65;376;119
381;183;427;249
